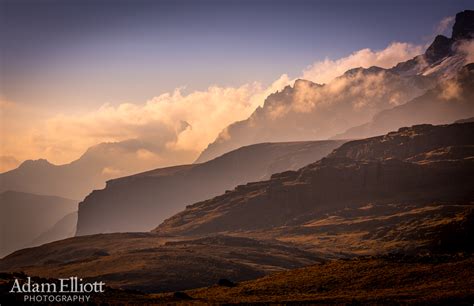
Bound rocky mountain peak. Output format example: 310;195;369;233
18;159;53;169
293;79;321;89
452;10;474;41
425;35;452;64
343;66;385;77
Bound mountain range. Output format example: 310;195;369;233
1;121;472;293
0;9;473;303
0;139;170;200
196;10;474;163
156;122;474;246
1;11;472;227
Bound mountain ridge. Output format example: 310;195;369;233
156;122;474;237
76;140;346;235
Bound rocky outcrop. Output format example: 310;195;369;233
76;140;346;235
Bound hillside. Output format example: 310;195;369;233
171;255;474;304
76;140;345;235
0;234;321;293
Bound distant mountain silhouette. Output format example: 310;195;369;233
0;191;77;258
0;139;168;200
76;140;346;235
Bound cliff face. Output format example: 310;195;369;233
156;122;474;237
76;140;346;235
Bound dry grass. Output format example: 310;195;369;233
163;255;474;304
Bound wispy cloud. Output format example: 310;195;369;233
301;42;422;84
435;16;455;36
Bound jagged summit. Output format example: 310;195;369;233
452;10;474;40
344;66;386;76
421;10;474;65
392;11;473;77
293;79;322;88
425;35;452;64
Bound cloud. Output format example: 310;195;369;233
440;79;462;100
2;75;291;168
457;40;474;64
2;40;425;171
301;42;423;84
270;67;424;121
435;16;455;36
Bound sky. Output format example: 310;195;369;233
0;0;473;171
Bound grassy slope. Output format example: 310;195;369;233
161;255;474;304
